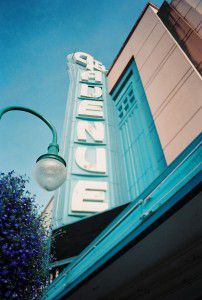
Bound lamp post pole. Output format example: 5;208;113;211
0;106;67;191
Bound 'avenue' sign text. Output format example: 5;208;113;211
71;52;109;213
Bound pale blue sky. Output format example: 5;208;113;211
0;0;166;211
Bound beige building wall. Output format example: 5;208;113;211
107;3;202;164
41;196;54;229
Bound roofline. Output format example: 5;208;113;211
62;183;201;299
42;134;202;300
107;2;159;77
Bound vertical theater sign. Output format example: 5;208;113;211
53;52;115;227
71;52;108;213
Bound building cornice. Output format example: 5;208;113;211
107;2;159;77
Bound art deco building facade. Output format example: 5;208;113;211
43;0;202;299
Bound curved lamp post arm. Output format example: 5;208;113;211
0;105;67;191
0;106;59;156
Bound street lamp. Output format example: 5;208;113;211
0;106;67;191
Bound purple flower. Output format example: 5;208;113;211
0;171;49;299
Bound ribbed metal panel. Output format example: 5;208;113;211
111;60;167;202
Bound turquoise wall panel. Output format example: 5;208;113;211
110;61;167;201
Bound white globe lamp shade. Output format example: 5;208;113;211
34;156;66;191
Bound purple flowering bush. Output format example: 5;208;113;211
0;171;49;299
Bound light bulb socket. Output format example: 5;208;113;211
36;153;66;167
48;143;60;154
